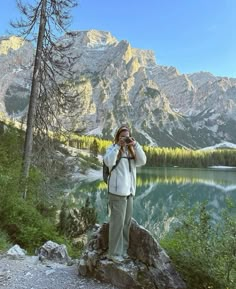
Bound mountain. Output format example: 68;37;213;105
0;36;33;116
0;30;236;148
198;141;236;151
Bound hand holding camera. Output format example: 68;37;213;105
119;136;136;146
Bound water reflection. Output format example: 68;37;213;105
137;167;236;186
74;167;236;238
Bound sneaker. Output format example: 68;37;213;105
108;255;124;264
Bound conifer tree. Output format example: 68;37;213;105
11;0;78;198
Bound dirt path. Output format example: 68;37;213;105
0;254;117;289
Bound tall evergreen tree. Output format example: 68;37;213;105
90;139;99;158
11;0;78;198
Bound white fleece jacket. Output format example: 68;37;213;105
103;143;146;196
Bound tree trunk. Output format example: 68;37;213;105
21;0;47;199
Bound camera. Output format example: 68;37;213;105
123;136;133;144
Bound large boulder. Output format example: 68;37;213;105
78;219;186;289
37;241;72;265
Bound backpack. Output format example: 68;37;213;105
103;161;110;184
103;158;121;184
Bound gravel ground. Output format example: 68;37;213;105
0;255;118;289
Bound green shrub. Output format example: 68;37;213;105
0;125;92;257
0;165;62;253
1;198;60;252
0;126;64;253
161;200;236;289
0;230;11;252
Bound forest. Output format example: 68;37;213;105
66;133;236;168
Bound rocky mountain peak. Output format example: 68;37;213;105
0;36;26;55
187;71;216;88
68;29;118;48
0;29;236;148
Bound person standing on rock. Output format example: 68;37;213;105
103;125;146;263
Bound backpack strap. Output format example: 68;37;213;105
108;156;134;184
106;157;121;214
107;157;121;185
110;157;121;173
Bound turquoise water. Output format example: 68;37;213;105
74;167;236;238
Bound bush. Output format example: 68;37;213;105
0;195;61;252
0;126;65;253
161;200;236;289
0;125;92;258
0;230;11;252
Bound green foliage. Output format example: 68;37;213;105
60;131;236;168
90;139;99;158
0;125;77;254
0;194;61;253
59;197;97;237
62;132;111;155
161;200;236;289
143;146;236;168
0;230;11;252
80;197;97;229
79;153;101;173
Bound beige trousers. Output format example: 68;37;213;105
108;193;133;257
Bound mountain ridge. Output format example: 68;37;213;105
0;30;236;148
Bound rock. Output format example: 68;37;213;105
37;241;72;265
7;244;27;259
78;219;186;289
78;259;87;276
72;233;88;247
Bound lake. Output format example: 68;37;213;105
74;167;236;238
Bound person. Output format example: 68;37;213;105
103;125;146;263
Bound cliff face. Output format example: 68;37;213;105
0;30;236;148
0;36;34;115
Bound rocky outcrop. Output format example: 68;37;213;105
78;219;186;289
0;36;33;115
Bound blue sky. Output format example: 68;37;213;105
0;0;235;78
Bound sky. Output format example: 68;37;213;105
0;0;235;78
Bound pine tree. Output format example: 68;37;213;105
11;0;78;198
